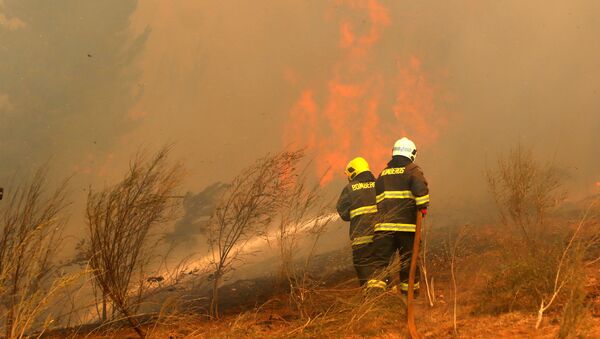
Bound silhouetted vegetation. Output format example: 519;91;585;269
208;150;303;318
83;147;182;337
0;168;71;338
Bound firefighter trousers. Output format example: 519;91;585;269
372;231;419;292
352;243;374;286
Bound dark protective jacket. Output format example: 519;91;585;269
374;156;429;232
336;171;377;247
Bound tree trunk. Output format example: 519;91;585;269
120;304;145;338
210;272;222;319
102;293;107;322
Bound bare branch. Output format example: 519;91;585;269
84;146;183;337
207;150;304;318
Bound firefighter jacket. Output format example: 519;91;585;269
374;156;429;232
336;171;377;247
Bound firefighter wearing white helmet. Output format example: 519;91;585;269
367;137;429;295
336;157;378;287
393;137;418;161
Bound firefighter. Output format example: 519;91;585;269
367;137;429;295
336;157;378;287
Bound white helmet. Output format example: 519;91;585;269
392;137;417;162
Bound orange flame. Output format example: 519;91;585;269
596;181;600;188
284;0;446;185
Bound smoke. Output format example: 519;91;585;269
2;2;599;327
0;3;24;31
421;0;600;201
283;1;446;185
0;0;148;186
1;0;599;226
167;182;228;244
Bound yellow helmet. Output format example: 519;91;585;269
345;157;370;180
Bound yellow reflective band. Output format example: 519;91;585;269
367;279;387;289
376;190;415;203
374;223;416;232
351;235;373;246
349;205;378;219
415;194;430;205
400;282;420;291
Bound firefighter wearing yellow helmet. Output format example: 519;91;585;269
367;137;430;295
336;157;378;287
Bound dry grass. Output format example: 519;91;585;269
51;214;600;338
276;163;334;319
445;224;470;336
14;145;600;338
0;167;73;338
420;218;436;308
480;144;600;335
138;283;408;338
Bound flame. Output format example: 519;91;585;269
283;0;445;185
596;181;600;188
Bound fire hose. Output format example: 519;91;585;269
406;210;423;339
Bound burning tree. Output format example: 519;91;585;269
84;147;182;337
208;150;303;318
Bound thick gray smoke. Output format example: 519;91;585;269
421;1;600;203
167;182;228;244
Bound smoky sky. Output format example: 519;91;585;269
1;0;599;219
0;0;147;184
167;182;228;243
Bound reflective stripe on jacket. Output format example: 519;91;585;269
374;156;429;232
336;171;377;247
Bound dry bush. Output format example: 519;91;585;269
480;145;563;313
553;200;599;337
208;150;303;318
276;164;335;319
532;203;598;329
445;224;470;335
279;212;334;319
83;146;183;337
0;168;72;338
487;144;564;249
49;272;97;331
481;144;598;329
557;259;589;338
